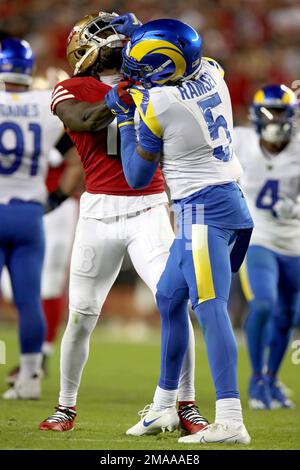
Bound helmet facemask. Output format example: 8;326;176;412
68;12;128;76
250;104;297;146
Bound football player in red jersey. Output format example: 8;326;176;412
39;12;208;434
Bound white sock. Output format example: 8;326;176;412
153;385;177;411
178;315;195;402
59;311;98;408
42;342;54;357
215;398;243;427
19;353;42;379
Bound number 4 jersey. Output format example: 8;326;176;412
233;127;300;255
0;89;62;204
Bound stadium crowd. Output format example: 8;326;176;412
1;0;300;122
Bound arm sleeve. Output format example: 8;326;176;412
55;131;74;155
119;123;159;189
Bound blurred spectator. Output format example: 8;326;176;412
0;0;299;122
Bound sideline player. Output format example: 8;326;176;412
0;38;80;399
235;84;300;409
2;138;81;383
39;12;206;434
105;19;253;444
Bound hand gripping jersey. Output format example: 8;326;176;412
0;90;62;204
51;77;165;197
233;127;300;255
130;59;243;201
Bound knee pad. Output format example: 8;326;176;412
69;292;101;316
64;311;99;342
249;299;275;322
273;311;293;332
195;299;237;359
155;290;187;321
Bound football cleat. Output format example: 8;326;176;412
269;380;295;409
178;403;209;435
277;380;293;398
248;376;272;410
39;406;77;431
126;403;179;436
5;365;20;386
178;422;251;445
2;375;41;400
6;356;48;386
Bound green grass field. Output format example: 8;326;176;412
0;324;299;450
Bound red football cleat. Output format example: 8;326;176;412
39;406;77;431
178;403;209;435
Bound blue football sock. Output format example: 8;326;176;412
156;291;189;390
267;315;292;376
244;300;270;377
194;298;239;400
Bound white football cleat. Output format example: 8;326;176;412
2;376;41;400
178;422;251;445
126;403;179;436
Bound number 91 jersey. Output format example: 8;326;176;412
130;59;243;201
233;127;300;256
0;89;63;204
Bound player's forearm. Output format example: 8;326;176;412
57;147;83;196
45;148;83;213
119;123;159;189
81;102;115;131
56;100;114;132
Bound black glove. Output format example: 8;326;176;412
45;188;68;213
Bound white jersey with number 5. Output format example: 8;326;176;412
0;90;63;204
131;59;243;200
233;127;300;256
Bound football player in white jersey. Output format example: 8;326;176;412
106;19;254;444
234;84;300;410
0;38;81;399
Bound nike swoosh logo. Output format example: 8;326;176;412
200;433;240;443
143;417;161;427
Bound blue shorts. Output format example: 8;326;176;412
158;183;254;309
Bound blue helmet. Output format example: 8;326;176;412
249;84;298;143
122;19;202;89
0;38;35;86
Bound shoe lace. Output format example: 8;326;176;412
137;404;152;420
179;404;208;425
210;422;229;432
45;406;76;423
138;403;157;420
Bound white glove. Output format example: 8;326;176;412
273;198;300;219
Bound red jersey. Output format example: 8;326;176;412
46;164;65;193
51;77;165;196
